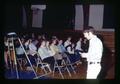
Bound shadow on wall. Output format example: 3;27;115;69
97;34;113;79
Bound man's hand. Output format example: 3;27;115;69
80;53;83;57
80;53;87;58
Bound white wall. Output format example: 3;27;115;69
89;5;104;30
32;10;43;28
31;5;46;28
75;5;84;30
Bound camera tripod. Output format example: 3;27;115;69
6;32;37;79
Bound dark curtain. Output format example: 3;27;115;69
103;4;115;29
83;4;90;28
23;4;32;29
4;4;23;32
43;4;75;30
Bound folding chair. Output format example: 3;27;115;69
17;57;27;70
52;54;72;79
61;53;77;74
64;52;82;74
35;52;52;78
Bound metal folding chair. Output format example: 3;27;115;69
35;52;52;78
17;57;27;70
63;53;76;74
64;52;81;74
52;54;72;79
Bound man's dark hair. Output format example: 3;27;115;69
83;26;95;34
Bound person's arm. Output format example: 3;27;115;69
80;52;88;58
67;47;74;54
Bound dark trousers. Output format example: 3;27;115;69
75;50;82;58
26;54;38;66
67;53;81;63
16;54;26;58
43;56;55;71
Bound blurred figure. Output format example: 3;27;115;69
50;39;63;65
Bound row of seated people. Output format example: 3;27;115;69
4;33;89;71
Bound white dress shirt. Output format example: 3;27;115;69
81;35;103;62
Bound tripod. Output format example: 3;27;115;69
6;32;37;79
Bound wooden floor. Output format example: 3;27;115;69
36;62;87;79
7;53;114;79
34;54;115;79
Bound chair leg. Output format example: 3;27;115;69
36;63;38;73
52;63;56;77
17;59;23;70
46;64;52;72
43;66;48;74
58;67;64;79
70;64;76;74
67;57;76;74
53;61;64;79
63;60;72;77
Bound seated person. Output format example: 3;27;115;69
65;43;81;63
57;39;68;58
38;40;55;70
25;39;38;68
50;38;63;66
75;37;83;52
14;39;26;69
74;37;83;59
15;40;25;58
64;37;72;48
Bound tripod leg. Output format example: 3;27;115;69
4;51;9;69
7;39;11;68
7;38;14;76
12;37;19;79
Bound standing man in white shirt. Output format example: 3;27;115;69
80;26;103;79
